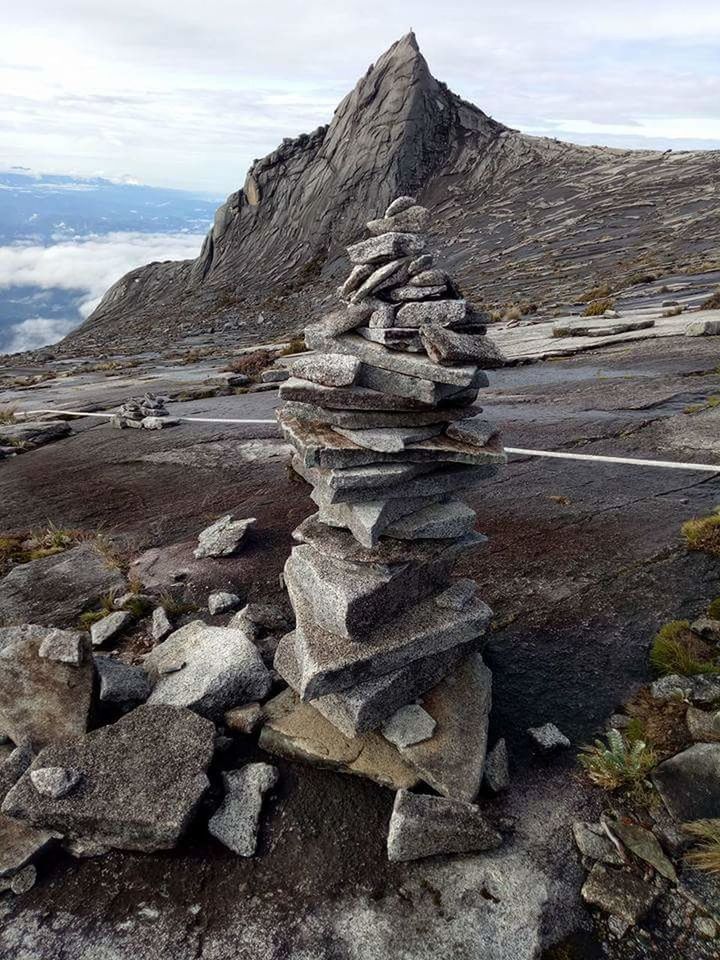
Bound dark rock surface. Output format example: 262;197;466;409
59;33;720;353
0;544;127;628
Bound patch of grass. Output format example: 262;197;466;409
123;595;153;618
684;820;720;874
580;283;613;302
682;508;720;557
278;337;306;356
79;609;107;628
650;620;719;676
0;405;18;423
578;729;657;791
582;298;615;317
707;598;720;619
158;592;197;618
700;289;720;311
222;349;276;379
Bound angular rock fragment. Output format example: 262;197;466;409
224;702;263;735
1;705;215;852
259;689;418;790
95;656;152;706
527;723;571;753
145;621;271;720
208;591;241;615
30;766;82;799
151;606;173;641
395;299;467;328
572;821;624;865
384;500;477;540
37;628;85;665
581;863;658;925
331;424;442;452
607;819;677;882
346;232;425;265
387;790;502;862
382;704;436;748
0;624;94;749
446;415;500;448
484;738;510;793
90;610;132;647
0;746;54;881
686;706;720;743
208;763;278;856
194;515;256;559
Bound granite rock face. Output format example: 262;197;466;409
64;32;720;355
1;705;215;852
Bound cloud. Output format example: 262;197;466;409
0;231;204;352
3;316;79;353
1;2;719;192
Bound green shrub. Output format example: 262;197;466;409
578;729;656;790
707;598;720;619
682;509;720;557
650;620;719;676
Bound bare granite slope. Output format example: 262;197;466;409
63;32;720;353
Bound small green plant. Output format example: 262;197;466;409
79;609;107;628
0;405;18;424
682;508;720;557
279;337;306;356
650;620;719;676
122;595;153;618
684;820;720;874
707;598;720;619
222;349;275;379
582;298;615;317
578;729;656;791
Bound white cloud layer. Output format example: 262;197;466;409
0;231;204;352
1;1;719;191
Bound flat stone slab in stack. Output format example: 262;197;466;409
271;196;506;816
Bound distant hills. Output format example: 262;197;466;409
0;170;219;244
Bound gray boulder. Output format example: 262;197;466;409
290;353;359;388
0;543;127;628
0;746;54;880
387;790;502;862
1;705;215;852
151;606;173;641
0;624;94;749
527;723;571;753
145;621;271;720
652;743;720;821
581;863;658;925
194;515;256;559
208;592;241;615
37;628;84;665
208;763;279;856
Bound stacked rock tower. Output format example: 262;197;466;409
274;196;506;799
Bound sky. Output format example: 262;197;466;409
2;0;720;194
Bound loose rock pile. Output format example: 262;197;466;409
112;393;179;430
272;197;508;846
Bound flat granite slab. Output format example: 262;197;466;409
274;590;492;700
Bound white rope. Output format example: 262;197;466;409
19;409;720;474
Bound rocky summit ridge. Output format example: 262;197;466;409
64;32;720;354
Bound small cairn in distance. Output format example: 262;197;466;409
112;393;179;430
271;196;509;839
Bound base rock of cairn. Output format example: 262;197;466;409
271;196;506;806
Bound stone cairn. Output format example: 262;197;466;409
112;393;178;430
273;196;508;805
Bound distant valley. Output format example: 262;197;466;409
0;170;217;353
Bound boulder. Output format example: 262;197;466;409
652;743;720;821
0;624;94;749
1;705;215;852
686;319;720;337
387;790;502;862
0;543;126;628
686;706;720;743
0;746;54;880
151;606;173;641
208;763;279;856
346;232;425;265
291;354;360;388
194;515;256;559
145;621;271;720
0;420;70;449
